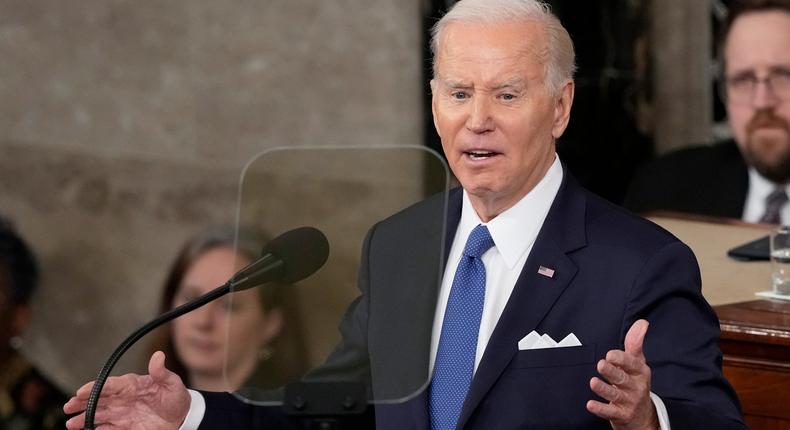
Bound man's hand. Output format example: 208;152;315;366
586;319;659;430
64;351;192;430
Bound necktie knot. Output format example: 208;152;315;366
463;224;494;258
760;188;788;224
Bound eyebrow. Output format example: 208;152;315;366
729;64;790;78
491;79;527;90
769;65;790;74
437;78;527;91
439;79;471;89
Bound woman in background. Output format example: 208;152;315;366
0;216;66;430
150;227;307;392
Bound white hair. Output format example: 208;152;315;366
430;0;576;95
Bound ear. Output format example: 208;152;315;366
430;79;442;138
551;80;575;139
259;308;284;345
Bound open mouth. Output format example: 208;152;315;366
465;150;499;160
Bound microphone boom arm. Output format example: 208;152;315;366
82;225;328;429
83;257;284;429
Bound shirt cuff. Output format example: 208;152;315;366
178;389;206;430
650;391;671;430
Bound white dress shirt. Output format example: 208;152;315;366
181;155;670;429
429;156;563;373
742;168;790;224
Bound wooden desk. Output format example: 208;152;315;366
649;215;772;305
715;300;790;429
649;216;790;428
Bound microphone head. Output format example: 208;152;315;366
260;226;329;284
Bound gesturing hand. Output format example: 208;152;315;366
64;351;192;430
586;319;659;430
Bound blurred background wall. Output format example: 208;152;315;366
0;0;425;391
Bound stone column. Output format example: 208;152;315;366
650;0;713;154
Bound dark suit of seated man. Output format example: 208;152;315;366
65;0;747;428
625;0;790;225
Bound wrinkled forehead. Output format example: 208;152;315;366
434;20;550;78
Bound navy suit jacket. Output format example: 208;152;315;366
200;171;745;429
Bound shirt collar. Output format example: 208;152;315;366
748;167;790;200
458;155;564;269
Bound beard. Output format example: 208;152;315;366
742;109;790;183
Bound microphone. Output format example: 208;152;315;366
230;226;330;290
82;226;329;430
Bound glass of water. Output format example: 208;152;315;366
770;226;790;295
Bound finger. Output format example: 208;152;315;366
79;379;123;405
91;406;129;428
64;392;120;417
150;350;186;392
69;398;133;430
624;319;649;358
605;349;645;375
63;396;88;414
149;350;166;379
149;350;179;387
589;376;622;404
76;375;132;401
586;399;627;422
67;377;139;420
597;359;629;387
66;412;85;430
75;380;97;399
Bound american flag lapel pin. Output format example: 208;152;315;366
537;265;555;278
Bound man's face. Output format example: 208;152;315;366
431;21;573;220
725;10;790;183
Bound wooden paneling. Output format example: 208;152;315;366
716;299;790;429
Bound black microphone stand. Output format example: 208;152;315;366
82;257;284;430
82;226;369;429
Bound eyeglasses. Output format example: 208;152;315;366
721;67;790;105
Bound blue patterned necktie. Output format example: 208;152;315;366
430;224;495;430
760;188;788;224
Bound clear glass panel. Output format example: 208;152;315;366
224;145;449;408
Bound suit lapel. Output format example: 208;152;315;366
373;188;461;422
456;171;588;429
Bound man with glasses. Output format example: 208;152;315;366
625;0;790;224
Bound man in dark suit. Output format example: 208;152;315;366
624;0;790;223
65;0;746;428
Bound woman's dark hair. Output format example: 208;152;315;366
149;226;307;388
0;216;38;305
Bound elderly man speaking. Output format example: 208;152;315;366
65;0;746;429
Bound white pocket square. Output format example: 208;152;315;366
518;331;582;350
